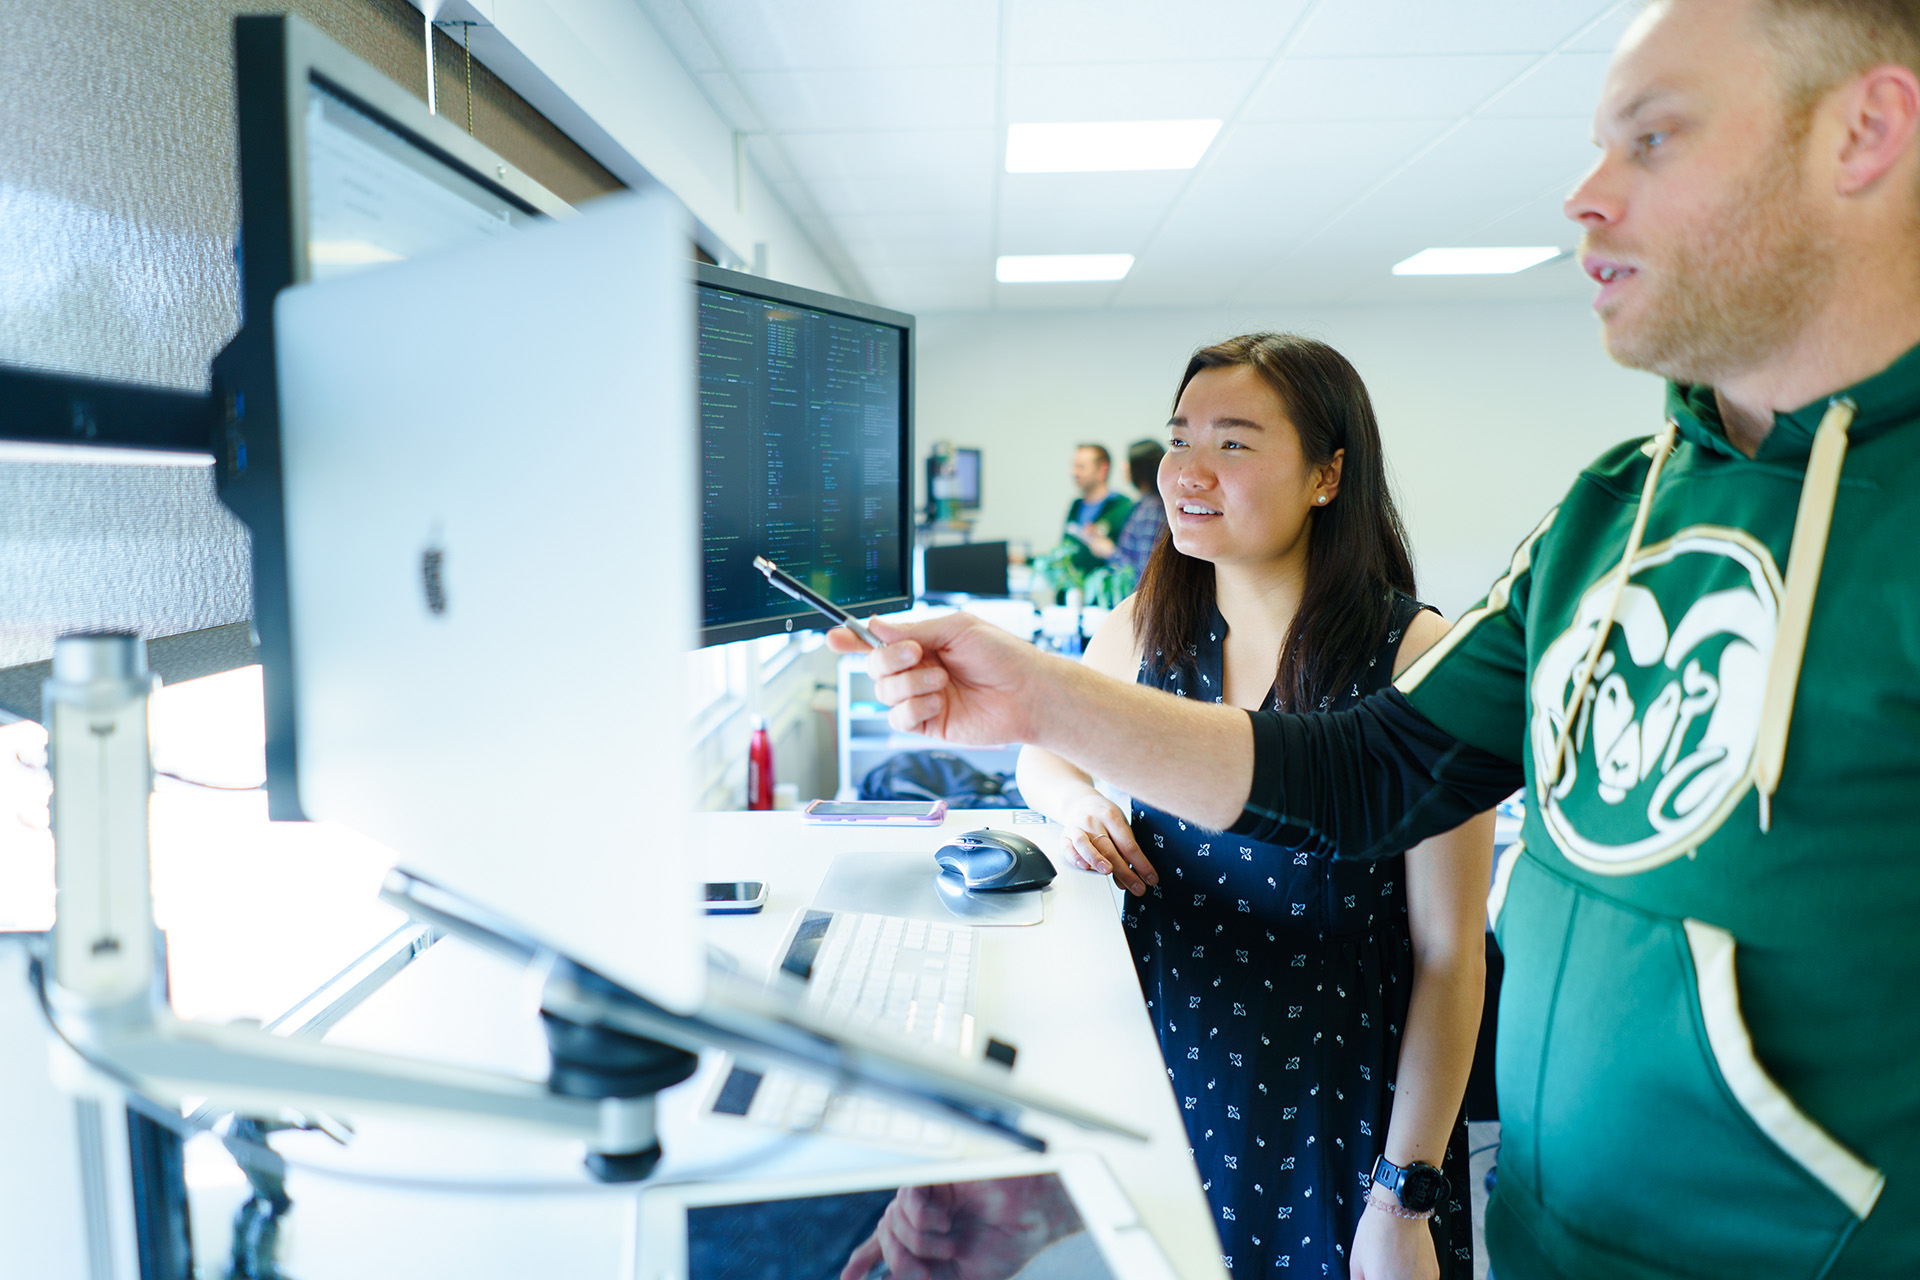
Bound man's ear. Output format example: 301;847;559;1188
1832;64;1920;196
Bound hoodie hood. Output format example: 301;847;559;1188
1665;337;1920;463
1543;342;1920;830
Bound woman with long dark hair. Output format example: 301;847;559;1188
1016;334;1492;1280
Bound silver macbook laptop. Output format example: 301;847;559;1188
275;191;706;1014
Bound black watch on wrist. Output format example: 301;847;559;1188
1370;1155;1449;1213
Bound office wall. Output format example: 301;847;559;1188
915;299;1666;620
0;0;621;394
0;0;628;675
689;645;840;810
409;0;851;296
0;0;834;681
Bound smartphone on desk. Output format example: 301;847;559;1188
704;881;768;914
802;799;947;825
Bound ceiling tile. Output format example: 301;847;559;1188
1226;245;1383;306
776;129;997;185
999;170;1192;212
1217;117;1589;302
684;0;998;71
1108;273;1244;310
633;0;724;73
871;266;994;313
666;0;1649;314
1334;256;1595;306
1289;0;1620;57
1242;54;1536;122
992;279;1127;309
829;211;993;252
735;66;995;132
769;177;813;215
1005;60;1270;122
995;202;1168;255
1561;1;1639;53
746;136;799;186
1474;180;1591;243
1478;51;1613;118
809;173;994;216
1006;0;1314;65
850;245;993;276
1165;118;1449;235
1331;115;1594;238
1113;242;1280;309
696;72;768;133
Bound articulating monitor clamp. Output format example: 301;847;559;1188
38;633;684;1193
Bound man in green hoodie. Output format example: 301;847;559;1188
832;1;1920;1276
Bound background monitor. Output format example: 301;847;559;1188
950;447;981;510
695;265;914;647
0;17;572;818
224;15;572;819
922;541;1009;599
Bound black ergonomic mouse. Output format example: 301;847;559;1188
933;827;1057;892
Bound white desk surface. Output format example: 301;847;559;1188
179;810;1224;1280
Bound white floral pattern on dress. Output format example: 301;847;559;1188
1125;593;1471;1278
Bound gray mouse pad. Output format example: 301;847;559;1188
812;850;1045;927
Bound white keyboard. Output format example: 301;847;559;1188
710;908;981;1150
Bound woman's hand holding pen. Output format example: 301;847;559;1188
1059;790;1157;897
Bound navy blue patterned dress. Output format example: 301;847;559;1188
1124;592;1472;1278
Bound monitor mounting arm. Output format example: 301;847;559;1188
38;633;692;1184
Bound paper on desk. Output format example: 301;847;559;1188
814;850;1044;926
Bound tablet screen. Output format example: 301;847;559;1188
687;1172;1120;1279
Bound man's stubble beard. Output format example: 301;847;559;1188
1594;129;1834;386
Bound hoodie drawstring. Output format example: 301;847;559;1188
1756;397;1856;832
1545;419;1680;788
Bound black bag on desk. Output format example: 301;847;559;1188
858;750;1026;809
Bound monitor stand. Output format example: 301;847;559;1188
38;633;687;1191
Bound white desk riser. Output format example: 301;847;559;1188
175;810;1225;1280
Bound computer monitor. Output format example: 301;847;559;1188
12;15;1139;1170
695;265;914;647
223;14;572;819
0;17;573;814
275;189;704;1012
923;541;1010;599
950;447;982;510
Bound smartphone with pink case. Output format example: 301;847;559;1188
802;799;947;825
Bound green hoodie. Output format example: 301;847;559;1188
1394;343;1920;1279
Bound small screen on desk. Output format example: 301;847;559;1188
686;1173;1116;1280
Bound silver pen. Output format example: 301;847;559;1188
752;556;880;649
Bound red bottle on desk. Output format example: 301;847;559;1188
746;715;775;810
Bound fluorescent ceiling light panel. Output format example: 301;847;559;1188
1392;246;1563;276
1006;120;1222;173
996;254;1135;284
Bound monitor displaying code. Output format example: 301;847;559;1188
698;286;907;634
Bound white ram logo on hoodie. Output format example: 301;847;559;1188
1530;528;1782;874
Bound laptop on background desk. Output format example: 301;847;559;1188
923;540;1011;598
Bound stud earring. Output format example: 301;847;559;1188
1316;495;1328;505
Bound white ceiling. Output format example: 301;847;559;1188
634;0;1637;313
